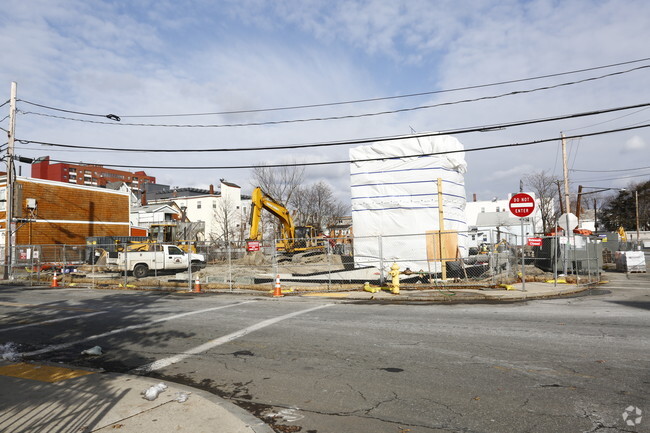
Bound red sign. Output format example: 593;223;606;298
509;193;536;218
246;241;261;252
527;237;542;247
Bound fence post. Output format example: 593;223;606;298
228;241;233;292
552;232;558;287
272;238;278;291
327;239;331;292
378;235;384;286
188;245;193;292
585;238;589;284
123;246;128;288
62;244;67;286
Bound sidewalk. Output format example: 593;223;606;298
298;280;596;302
0;361;273;433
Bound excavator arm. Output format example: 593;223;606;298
249;187;296;251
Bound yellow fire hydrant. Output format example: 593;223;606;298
388;263;400;294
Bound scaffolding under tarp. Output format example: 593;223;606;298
349;135;468;272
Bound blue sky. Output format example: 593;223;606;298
1;0;649;203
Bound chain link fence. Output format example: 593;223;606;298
0;229;638;290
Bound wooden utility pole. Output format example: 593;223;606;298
635;190;640;244
437;178;446;280
575;185;583;226
3;82;17;279
561;132;571;215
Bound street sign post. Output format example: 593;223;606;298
509;193;536;292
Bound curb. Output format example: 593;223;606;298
119;372;274;433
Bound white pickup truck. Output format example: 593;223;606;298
106;244;206;278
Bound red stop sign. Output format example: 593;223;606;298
509;193;535;218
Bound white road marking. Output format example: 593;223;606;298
18;301;256;357
0;312;104;333
132;303;333;373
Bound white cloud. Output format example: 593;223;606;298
622;135;647;153
1;0;649;205
488;164;535;181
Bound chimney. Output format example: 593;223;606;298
473;193;477;202
209;184;214;195
141;190;147;206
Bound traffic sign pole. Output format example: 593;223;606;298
509;193;536;292
520;219;526;292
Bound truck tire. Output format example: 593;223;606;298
190;261;204;272
133;263;149;279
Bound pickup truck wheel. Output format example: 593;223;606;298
133;263;149;279
190;261;204;272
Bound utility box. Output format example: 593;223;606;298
534;235;603;274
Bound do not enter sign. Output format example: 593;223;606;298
509;193;536;218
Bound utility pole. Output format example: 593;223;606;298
635;190;640;244
561;132;571;215
3;82;17;280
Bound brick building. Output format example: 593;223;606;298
31;156;155;190
0;177;131;246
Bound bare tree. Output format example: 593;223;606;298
250;164;305;206
212;194;240;245
524;170;559;234
249;164;305;241
291;181;349;231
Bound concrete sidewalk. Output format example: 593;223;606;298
0;361;273;433
298;280;597;302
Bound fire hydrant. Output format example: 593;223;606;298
388;263;400;294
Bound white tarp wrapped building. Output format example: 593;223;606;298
349;135;468;273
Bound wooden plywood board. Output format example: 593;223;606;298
426;230;459;262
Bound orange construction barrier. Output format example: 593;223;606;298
273;274;283;297
193;276;201;293
51;271;59;288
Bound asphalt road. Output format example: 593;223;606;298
0;269;648;433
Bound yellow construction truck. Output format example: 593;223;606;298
248;187;323;254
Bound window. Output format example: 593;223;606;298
167;246;184;255
496;207;500;212
197;201;202;209
213;201;217;209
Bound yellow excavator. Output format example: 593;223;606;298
248;187;323;253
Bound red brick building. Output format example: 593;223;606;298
0;177;131;246
31;156;155;190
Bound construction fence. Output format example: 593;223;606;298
1;229;641;290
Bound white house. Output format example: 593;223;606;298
146;180;245;244
465;194;546;250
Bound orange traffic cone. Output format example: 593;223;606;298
51;271;59;288
193;276;201;293
273;274;283;297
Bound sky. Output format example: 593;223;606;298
1;0;649;206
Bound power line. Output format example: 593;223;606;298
571;172;650;183
571;165;650;173
18;65;650;128
17;57;650;118
43;123;650;170
18;102;650;153
563;106;650;132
